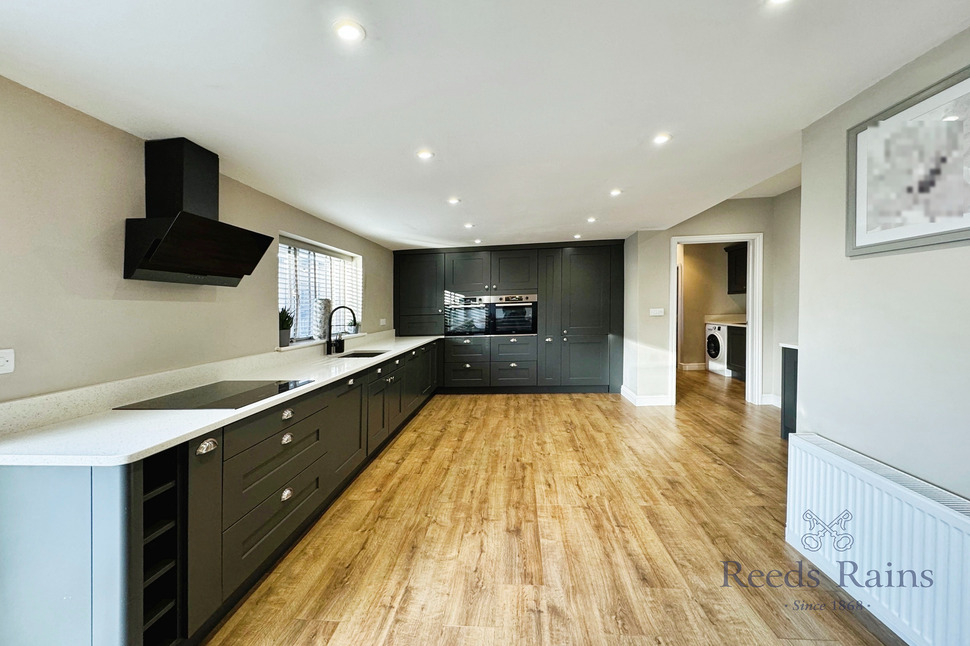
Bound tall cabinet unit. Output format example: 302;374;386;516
395;253;444;336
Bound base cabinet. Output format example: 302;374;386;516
561;335;610;386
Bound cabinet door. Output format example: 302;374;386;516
726;326;746;377
367;377;389;454
385;367;406;431
537;248;562;336
423;342;439;395
397;253;444;316
537;334;562;385
445;251;491;295
561;335;609;386
490;249;537;293
327;381;365;485
186;433;223;633
561;247;611;335
490;361;537;386
490;335;537;361
443;337;490;362
725;243;747;294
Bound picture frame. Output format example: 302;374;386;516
846;64;970;256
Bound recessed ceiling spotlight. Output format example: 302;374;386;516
474;239;482;244
333;19;366;42
464;223;474;229
448;197;461;205
416;149;435;160
653;133;672;145
573;234;582;239
942;115;961;122
587;217;597;223
768;0;791;4
610;188;622;197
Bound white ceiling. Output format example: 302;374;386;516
1;1;969;250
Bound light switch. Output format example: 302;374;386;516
0;349;14;375
380;318;387;326
649;308;665;317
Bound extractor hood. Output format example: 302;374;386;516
124;138;273;287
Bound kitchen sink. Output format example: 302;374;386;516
340;351;387;358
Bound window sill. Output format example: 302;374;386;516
275;332;367;353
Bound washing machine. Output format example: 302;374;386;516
706;324;730;375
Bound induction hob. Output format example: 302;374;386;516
114;380;313;410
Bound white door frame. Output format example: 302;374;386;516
668;233;764;405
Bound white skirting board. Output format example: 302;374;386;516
678;362;707;371
620;386;673;407
786;434;970;645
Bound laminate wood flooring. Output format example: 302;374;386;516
204;371;902;646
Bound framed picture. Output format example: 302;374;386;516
847;65;970;256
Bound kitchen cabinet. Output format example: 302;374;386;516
443;336;490;362
395;253;444;336
186;434;223;636
537;334;563;386
561;246;612;336
366;373;389;454
403;342;438;415
443;361;490;387
490;335;537;361
561;335;610;386
445;251;491;295
725;242;747;294
781;347;798;439
325;378;366;486
489;249;537;292
726;325;746;379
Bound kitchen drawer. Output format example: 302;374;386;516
398;315;443;336
490;335;537;361
443;336;489;362
443;361;490;387
490;361;538;386
223;389;329;459
222;455;329;596
223;408;331;530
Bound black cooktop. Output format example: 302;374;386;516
115;380;313;410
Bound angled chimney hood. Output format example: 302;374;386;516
124;138;273;287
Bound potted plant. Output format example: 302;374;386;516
279;307;295;348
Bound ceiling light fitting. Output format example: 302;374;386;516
448;197;461;205
464;223;474;229
573;234;582;239
416;149;435;160
333;20;366;42
587;217;597;223
610;189;622;197
474;239;482;244
653;133;672;145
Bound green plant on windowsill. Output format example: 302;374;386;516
279;307;295;348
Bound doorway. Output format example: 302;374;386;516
668;233;764;405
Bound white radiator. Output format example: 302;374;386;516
786;434;970;646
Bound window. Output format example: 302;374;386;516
278;237;362;342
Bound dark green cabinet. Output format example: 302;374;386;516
490;361;538;386
396;253;444;316
186;434;223;635
396;253;444;335
537;334;563;386
781;347;798;439
726;325;746;379
489;249;537;292
725;243;747;294
326;379;366;484
443;336;490;362
366;376;389;454
561;335;610;386
562;247;611;335
445;251;491;295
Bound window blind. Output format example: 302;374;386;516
278;238;363;341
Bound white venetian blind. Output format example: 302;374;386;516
278;237;363;341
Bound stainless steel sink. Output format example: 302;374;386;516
340;351;387;358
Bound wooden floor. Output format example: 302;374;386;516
204;371;902;645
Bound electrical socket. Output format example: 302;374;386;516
380;318;387;326
649;308;665;317
0;349;14;375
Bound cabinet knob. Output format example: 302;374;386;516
464;363;471;369
395;359;400;365
348;378;354;386
563;329;567;335
281;433;293;445
510;338;517;343
510;362;518;368
438;309;443;313
493;284;497;289
563;337;568;342
281;408;294;420
484;285;490;290
281;488;294;502
545;337;553;342
386;376;394;383
196;438;219;455
412;351;417;356
377;367;382;374
463;339;471;344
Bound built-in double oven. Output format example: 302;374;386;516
444;293;537;336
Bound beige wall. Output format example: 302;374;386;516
0;75;392;403
680;243;745;366
798;28;970;497
624;188;800;401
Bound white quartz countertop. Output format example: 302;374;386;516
0;336;439;467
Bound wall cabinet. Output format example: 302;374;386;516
395;253;444;335
489;249;537;292
725;242;747;295
444;250;538;296
445;251;491;295
561;246;612;336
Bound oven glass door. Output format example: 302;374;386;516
490;303;537;335
445;305;489;336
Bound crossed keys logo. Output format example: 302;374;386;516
801;509;854;552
